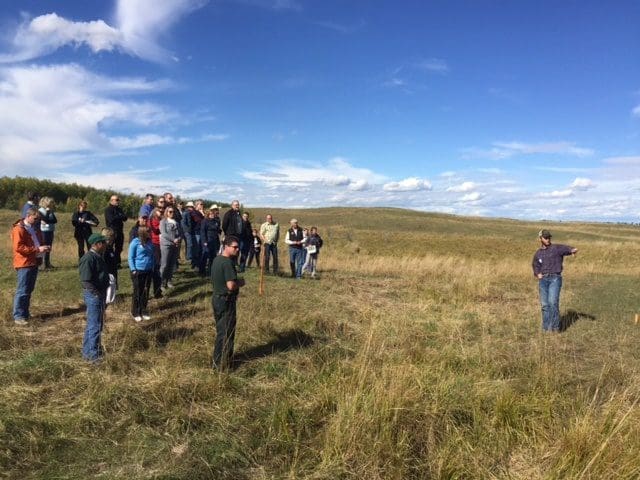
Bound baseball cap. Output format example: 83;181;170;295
87;233;107;245
538;229;552;239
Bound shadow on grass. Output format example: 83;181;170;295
232;329;314;369
39;305;85;322
155;327;196;347
560;309;596;332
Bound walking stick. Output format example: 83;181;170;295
259;247;266;296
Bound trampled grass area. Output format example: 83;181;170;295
1;207;640;479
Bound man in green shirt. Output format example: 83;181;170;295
79;233;110;362
211;235;245;370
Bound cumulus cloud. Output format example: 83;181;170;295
447;181;476;192
549;189;574;198
0;63;211;171
569;177;595;190
460;192;483;202
463;141;594;160
382;177;432;192
348;180;370;191
0;0;208;64
242;157;387;188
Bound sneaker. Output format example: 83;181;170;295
133;315;142;322
166;282;175;289
14;318;28;326
142;314;151;321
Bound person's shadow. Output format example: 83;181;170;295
560;310;596;332
231;329;314;369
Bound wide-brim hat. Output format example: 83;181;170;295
290;218;298;223
87;233;107;245
185;201;195;207
209;204;219;210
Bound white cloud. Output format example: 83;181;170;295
242;157;387;188
383;177;432;192
633;105;640;117
569;177;595;190
0;13;122;63
348;179;370;191
0;0;208;64
415;58;449;74
549;189;574;198
447;181;476;192
463;141;594;160
460;192;483;202
0;63;194;170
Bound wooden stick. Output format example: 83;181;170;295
259;247;266;296
635;313;639;324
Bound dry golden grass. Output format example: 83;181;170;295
1;207;640;478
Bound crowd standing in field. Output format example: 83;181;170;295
9;191;326;369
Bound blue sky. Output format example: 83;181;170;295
0;0;639;221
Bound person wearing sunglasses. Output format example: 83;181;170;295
210;235;245;370
159;207;181;291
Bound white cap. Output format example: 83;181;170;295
185;201;194;207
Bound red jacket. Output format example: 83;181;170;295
11;219;43;268
149;216;161;245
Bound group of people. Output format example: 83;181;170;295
10;191;325;368
11;189;578;370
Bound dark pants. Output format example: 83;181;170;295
212;296;237;369
114;229;124;265
200;242;219;276
191;234;201;268
239;240;250;271
263;243;278;273
42;231;54;267
152;244;162;297
131;271;151;316
75;234;90;260
247;247;260;267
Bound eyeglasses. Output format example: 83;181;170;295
230;245;239;249
167;210;174;214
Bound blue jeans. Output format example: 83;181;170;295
264;243;278;273
539;274;562;331
289;247;304;278
191;234;201;268
13;266;39;320
82;290;105;361
184;233;192;261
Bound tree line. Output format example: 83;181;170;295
0;176;227;217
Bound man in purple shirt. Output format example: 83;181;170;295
532;229;578;332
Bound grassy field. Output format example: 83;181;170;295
1;207;640;479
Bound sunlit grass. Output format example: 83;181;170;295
1;208;640;478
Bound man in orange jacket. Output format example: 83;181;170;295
12;208;49;325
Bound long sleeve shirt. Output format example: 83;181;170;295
532;244;574;276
